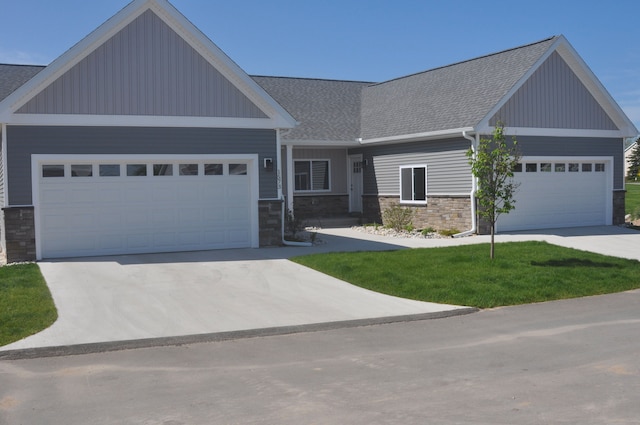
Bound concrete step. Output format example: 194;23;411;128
303;216;361;228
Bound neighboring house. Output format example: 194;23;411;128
625;139;639;178
0;0;637;262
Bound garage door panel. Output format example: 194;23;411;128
37;158;256;258
498;158;610;232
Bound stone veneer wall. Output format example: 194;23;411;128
613;189;626;225
259;200;283;246
2;207;36;263
363;195;471;231
293;195;349;219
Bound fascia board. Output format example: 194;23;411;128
478;126;626;139
281;139;361;147
358;127;475;145
0;0;297;129
554;38;638;136
0;0;149;115
475;37;559;132
4;114;288;129
150;1;297;128
477;35;638;137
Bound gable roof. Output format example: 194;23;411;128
0;0;296;129
253;76;371;143
360;37;556;141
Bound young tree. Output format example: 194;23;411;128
466;123;521;259
627;138;640;180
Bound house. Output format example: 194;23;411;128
0;0;637;262
625;139;639;179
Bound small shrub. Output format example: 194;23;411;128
632;206;640;221
438;228;460;237
382;204;414;232
404;224;415;232
421;227;436;236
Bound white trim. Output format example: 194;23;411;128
4;114;288;129
281;139;361;147
0;0;296;129
292;158;332;193
478;126;628;139
31;153;259;260
477;36;638;137
399;164;428;205
359;127;474;145
371;192;470;197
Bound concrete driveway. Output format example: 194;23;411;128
1;225;638;355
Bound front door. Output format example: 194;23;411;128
349;154;364;213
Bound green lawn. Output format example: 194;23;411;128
626;183;640;217
0;264;57;347
291;242;640;308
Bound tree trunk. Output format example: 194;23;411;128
490;223;495;260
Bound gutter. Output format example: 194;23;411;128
454;130;478;238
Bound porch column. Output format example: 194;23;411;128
286;144;294;215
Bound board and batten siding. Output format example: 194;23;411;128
6;126;278;205
490;52;617;130
514;136;624;189
18;9;267;119
351;138;472;196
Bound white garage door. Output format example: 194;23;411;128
34;156;258;259
497;157;612;232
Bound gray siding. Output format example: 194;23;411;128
514;135;624;189
290;148;348;194
18;10;267;119
491;52;618;130
350;138;472;195
6;126;277;204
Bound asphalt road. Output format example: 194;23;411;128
1;289;640;425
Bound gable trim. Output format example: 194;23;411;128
6;114;281;129
476;36;637;138
0;0;296;129
501;127;624;139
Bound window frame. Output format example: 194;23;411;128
293;159;331;192
399;164;427;205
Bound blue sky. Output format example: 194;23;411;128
1;0;639;132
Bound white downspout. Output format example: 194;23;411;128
454;130;478;237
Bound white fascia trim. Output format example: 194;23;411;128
476;126;626;139
477;36;638;137
0;0;297;129
358;127;475;145
476;39;559;132
149;1;296;128
5;114;286;129
281;139;361;147
375;192;469;197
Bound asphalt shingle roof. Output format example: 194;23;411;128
0;38;558;143
360;37;556;140
252;76;372;141
0;64;44;102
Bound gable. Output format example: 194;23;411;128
16;9;267;119
490;51;618;130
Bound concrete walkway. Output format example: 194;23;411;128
1;225;638;355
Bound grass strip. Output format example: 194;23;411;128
291;241;640;308
0;264;57;347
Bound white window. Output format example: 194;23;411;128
400;165;427;204
294;160;330;191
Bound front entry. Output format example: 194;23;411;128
349;154;363;213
